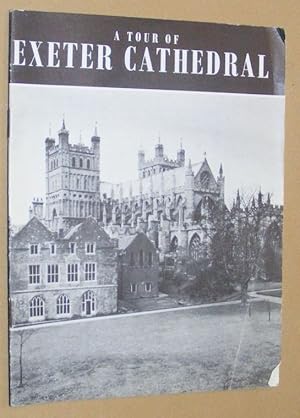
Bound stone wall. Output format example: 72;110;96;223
10;285;117;325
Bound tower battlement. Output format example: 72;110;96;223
138;141;185;178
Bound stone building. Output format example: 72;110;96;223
23;120;282;290
9;216;118;326
41;120;227;262
44;120;101;233
101;146;225;261
117;233;159;300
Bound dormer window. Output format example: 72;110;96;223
30;244;39;255
69;242;76;254
86;243;95;254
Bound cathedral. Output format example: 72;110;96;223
29;120;282;268
30;120;227;262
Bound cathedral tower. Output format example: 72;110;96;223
45;120;101;232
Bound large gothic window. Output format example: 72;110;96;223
189;233;201;261
170;236;178;252
200;171;210;189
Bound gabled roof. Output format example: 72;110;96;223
63;216;111;243
118;234;138;250
118;232;156;251
64;222;83;240
12;216;54;241
194;158;218;189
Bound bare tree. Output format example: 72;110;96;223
16;329;35;387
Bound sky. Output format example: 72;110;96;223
9;84;285;225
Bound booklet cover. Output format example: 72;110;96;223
8;10;284;406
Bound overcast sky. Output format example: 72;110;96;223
9;84;285;225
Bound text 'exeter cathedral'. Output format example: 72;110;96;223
29;120;282;263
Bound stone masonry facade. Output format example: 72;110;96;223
9;216;118;326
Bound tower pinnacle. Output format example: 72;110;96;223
219;163;223;177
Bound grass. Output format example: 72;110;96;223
9;300;281;405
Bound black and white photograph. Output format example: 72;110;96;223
8;11;285;406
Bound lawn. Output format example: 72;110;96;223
9;300;281;405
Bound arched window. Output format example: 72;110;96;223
139;250;144;267
189;233;201;261
56;294;70;315
170;236;178;252
81;290;96;315
194;197;215;222
79;158;83;168
72;157;76;167
87;159;90;169
200;171;210;189
29;296;44;318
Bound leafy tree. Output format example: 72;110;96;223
206;191;269;303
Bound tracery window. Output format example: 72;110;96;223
56;294;70;315
29;296;44;318
189;234;201;261
200;171;210;189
